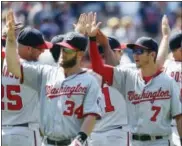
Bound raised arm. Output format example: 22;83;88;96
6;10;22;78
86;12;114;85
96;29;119;65
156;15;171;68
73;13;87;35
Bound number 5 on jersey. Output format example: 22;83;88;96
1;85;23;111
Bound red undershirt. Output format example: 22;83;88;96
1;50;5;59
142;69;163;84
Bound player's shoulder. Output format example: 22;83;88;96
81;69;101;83
164;59;175;67
22;59;56;70
82;69;98;80
84;68;102;86
115;63;138;76
161;70;175;81
116;62;137;70
84;68;101;78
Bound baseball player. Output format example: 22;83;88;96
2;11;52;146
72;14;130;146
5;10;104;146
1;20;23;71
80;35;129;146
87;12;182;146
164;32;182;146
2;48;5;70
46;24;129;146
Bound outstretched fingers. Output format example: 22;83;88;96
96;22;102;28
162;15;168;25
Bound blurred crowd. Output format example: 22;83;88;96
2;1;182;43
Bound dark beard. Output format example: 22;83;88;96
60;55;77;68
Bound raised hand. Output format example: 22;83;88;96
2;22;24;37
68;139;83;146
161;15;171;37
96;29;109;47
73;13;87;35
86;12;102;37
6;9;16;41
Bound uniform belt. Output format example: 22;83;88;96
116;126;122;129
132;134;163;141
3;123;29;127
47;138;71;145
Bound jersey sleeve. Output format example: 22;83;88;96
163;59;171;68
112;66;129;95
21;61;49;91
83;76;105;118
170;79;182;117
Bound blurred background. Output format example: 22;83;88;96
1;1;182;63
2;1;182;42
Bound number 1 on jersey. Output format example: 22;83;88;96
102;87;115;113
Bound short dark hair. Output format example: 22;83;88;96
50;34;65;62
169;32;182;52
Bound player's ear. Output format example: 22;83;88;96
150;52;157;62
150;52;156;58
27;47;31;51
77;51;84;61
77;51;84;57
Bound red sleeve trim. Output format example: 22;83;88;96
173;113;182;119
2;36;6;40
20;65;24;84
1;50;5;59
83;113;101;119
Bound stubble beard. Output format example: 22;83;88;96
60;55;77;68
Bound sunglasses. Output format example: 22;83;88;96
62;48;77;54
132;48;152;55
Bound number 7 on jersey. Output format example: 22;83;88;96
150;106;161;122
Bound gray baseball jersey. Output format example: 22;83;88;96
87;69;128;132
21;61;103;140
2;60;40;125
164;59;182;126
93;84;128;132
164;59;182;98
112;66;181;135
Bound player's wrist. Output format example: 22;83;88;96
75;131;88;144
89;37;96;41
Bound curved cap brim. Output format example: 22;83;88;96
56;42;77;51
36;41;53;49
127;43;149;50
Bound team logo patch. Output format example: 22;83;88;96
128;87;171;104
45;83;87;99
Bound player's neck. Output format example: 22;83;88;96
174;56;182;62
141;63;158;77
63;64;82;77
173;52;182;62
